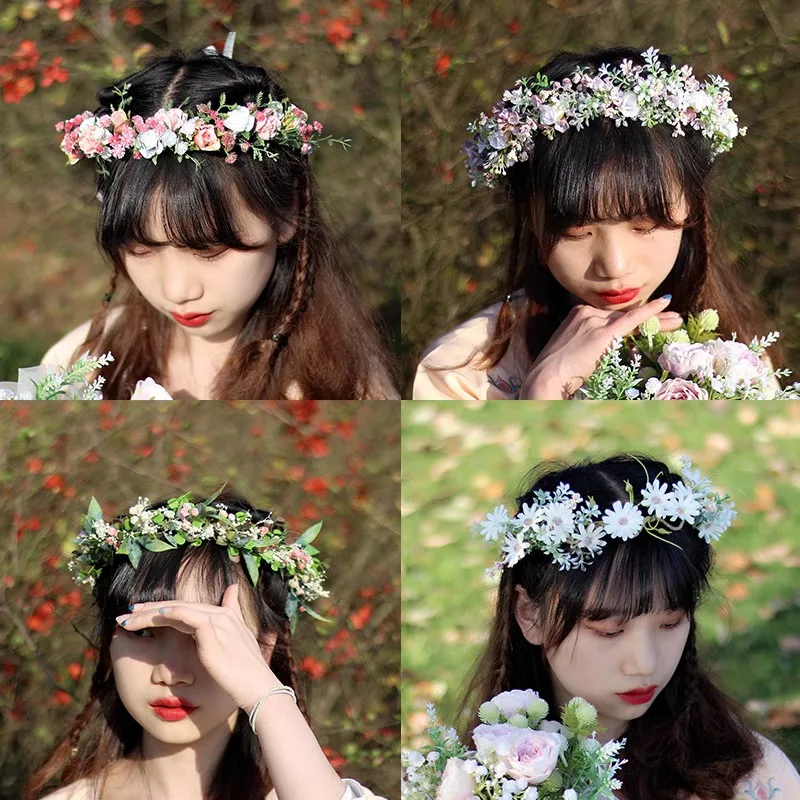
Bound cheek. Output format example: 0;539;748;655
222;253;277;308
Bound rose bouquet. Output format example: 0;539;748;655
581;309;800;400
402;690;626;800
0;352;172;400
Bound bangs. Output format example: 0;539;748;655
104;543;242;617
536;120;690;234
574;530;705;624
97;154;289;260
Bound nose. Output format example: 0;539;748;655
158;251;204;307
619;627;658;678
151;635;196;687
590;227;633;281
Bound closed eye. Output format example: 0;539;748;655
591;620;686;639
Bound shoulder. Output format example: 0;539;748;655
412;295;529;400
40;307;124;369
734;733;800;798
40;778;94;800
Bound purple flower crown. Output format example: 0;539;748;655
464;47;747;188
56;83;350;177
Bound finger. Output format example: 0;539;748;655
654;314;684;332
117;605;214;635
221;583;245;622
128;599;227;615
608;296;672;338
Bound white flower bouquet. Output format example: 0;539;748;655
402;690;626;800
0;353;172;400
582;309;800;400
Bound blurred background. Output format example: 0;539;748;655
0;0;400;378
401;0;800;395
0;400;400;799
402;400;800;769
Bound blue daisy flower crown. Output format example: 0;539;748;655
474;457;736;574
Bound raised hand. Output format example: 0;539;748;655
116;583;280;712
521;296;683;399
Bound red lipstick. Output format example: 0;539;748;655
616;684;657;705
597;288;640;305
170;311;213;328
150;697;197;721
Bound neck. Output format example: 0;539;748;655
132;721;234;799
167;324;242;399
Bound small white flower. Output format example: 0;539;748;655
541;502;575;542
137;129;164;159
641;478;670;518
602;501;644;540
502;532;530;567
515;502;544;531
619;91;640;117
645;377;662;396
688;90;711;111
179;119;197;137
480;506;511;541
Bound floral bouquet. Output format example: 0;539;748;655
0;352;172;400
402;690;626;800
582;309;800;400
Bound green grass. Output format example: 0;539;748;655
401;401;800;767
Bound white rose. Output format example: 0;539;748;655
131;377;173;400
223;105;255;134
174;140;189;157
179;119;198;137
492;690;541;719
137;129;164;159
160;130;178;149
435;758;475;800
619;91;639;118
474;724;563;785
688;90;711;111
538;103;564;127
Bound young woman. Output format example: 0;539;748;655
26;489;387;800
413;47;774;400
42;40;397;399
460;454;799;799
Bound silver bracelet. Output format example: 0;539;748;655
247;685;297;734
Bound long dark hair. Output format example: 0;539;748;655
462;455;763;800
481;46;776;370
73;47;395;399
26;490;304;800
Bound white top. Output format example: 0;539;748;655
413;297;532;400
41;776;383;800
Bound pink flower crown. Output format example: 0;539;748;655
56;82;350;176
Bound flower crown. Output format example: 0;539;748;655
464;47;747;188
474;457;736;573
68;487;328;624
56;83;350;177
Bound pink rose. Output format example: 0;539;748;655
473;724;563;785
193;124;221;151
110;109;131;132
658;342;713;379
254;109;281;140
435;758;474;800
653;378;709;400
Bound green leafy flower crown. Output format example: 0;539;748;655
68;486;328;624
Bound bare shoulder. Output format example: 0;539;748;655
40;778;93;800
735;733;800;798
40;307;123;369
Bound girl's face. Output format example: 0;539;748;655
110;578;244;746
123;197;284;342
545;197;689;311
546;608;690;739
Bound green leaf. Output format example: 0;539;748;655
297;521;322;546
127;540;143;568
303;605;331;624
204;484;227;505
87;497;103;521
173;533;186;545
242;551;259;586
304;545;319;556
141;539;176;552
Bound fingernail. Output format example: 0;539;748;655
116;615;128;626
128;604;135;611
660;294;672;301
158;607;167;615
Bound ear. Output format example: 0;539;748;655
259;631;278;665
513;586;544;646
